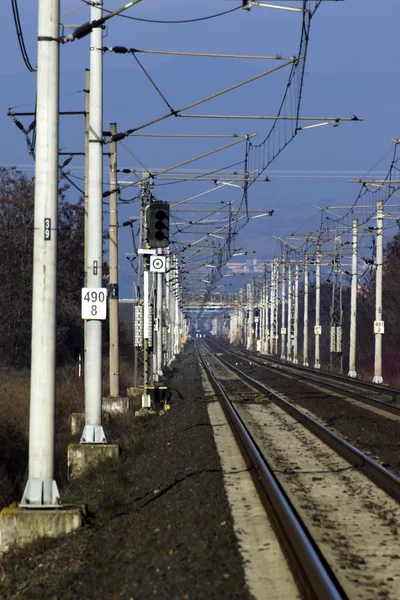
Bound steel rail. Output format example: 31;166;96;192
197;345;345;600
219;343;400;416
204;343;400;503
262;352;400;402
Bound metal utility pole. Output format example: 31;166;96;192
286;262;292;361
303;253;309;366
329;235;343;373
373;200;384;384
280;259;286;359
293;262;299;364
20;0;61;507
109;123;120;397
348;218;358;378
314;246;321;369
81;1;106;443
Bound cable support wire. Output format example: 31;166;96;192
11;0;36;72
245;1;322;188
80;0;242;24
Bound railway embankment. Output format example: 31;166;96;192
0;344;251;600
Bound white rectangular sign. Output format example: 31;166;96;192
314;325;322;335
374;320;384;334
150;255;166;273
81;288;108;320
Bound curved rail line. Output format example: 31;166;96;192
198;344;346;600
213;340;400;417
202;341;400;503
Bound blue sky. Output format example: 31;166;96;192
1;1;399;296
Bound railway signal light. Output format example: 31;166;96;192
146;201;170;248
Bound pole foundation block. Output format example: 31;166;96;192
70;412;110;436
348;370;357;378
67;443;120;479
102;397;130;415
0;503;83;555
127;386;142;399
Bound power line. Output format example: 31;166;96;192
80;0;242;24
10;0;36;72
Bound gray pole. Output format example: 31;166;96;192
109;123;119;397
142;256;151;407
156;270;163;376
303;253;309;366
286;262;292;361
20;0;61;507
271;259;278;355
373;200;384;383
348;218;358;378
314;246;321;369
293;262;299;364
280;259;286;359
81;1;106;443
84;69;90;287
83;69;90;389
264;279;270;355
133;196;144;388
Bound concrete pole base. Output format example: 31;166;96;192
292;358;298;364
314;362;321;369
373;375;384;384
127;386;143;398
348;370;357;378
0;503;84;555
68;443;120;479
19;478;61;508
70;412;110;436
102;397;130;415
135;407;156;417
80;425;107;444
303;361;309;367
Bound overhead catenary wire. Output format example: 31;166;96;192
10;0;36;72
80;0;243;24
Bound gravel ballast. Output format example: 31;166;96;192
0;343;251;600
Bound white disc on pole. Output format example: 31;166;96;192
150;255;166;273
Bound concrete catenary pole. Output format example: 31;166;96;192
280;259;286;359
20;0;61;507
348;218;358;378
142;252;152;407
247;281;254;351
81;1;107;443
314;246;321;369
373;200;384;384
156;270;163;376
286;262;292;361
109;123;120;397
293;262;299;364
84;68;90;286
270;259;278;355
303;252;309;366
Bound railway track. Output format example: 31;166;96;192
198;341;400;599
214;339;400;417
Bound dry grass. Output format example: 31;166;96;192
0;359;134;510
